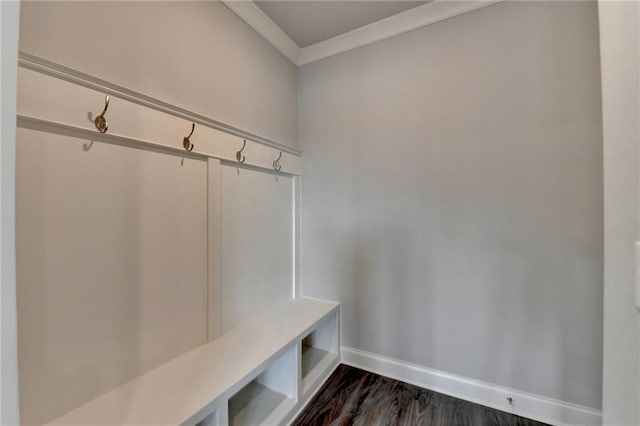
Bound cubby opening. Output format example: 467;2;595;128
229;346;298;426
195;409;220;426
301;313;339;396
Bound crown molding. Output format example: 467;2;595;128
223;1;502;66
221;0;300;64
298;0;502;65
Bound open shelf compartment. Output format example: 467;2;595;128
195;408;222;426
301;312;339;398
229;346;298;426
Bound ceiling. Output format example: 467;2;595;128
255;1;428;47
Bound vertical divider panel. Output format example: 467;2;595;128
217;402;229;426
296;341;303;403
293;175;301;298
207;158;222;341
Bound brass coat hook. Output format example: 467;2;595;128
273;151;282;172
183;123;195;152
94;95;110;133
236;140;246;164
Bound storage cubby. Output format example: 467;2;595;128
228;346;298;426
301;312;339;398
195;408;221;426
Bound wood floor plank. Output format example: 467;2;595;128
292;365;549;426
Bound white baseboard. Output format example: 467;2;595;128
341;347;602;426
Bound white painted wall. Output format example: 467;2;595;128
16;130;209;425
18;1;298;149
220;164;294;331
0;1;21;424
598;1;640;424
298;1;603;410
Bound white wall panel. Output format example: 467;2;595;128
16;129;208;425
221;164;293;331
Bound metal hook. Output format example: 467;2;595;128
273;151;282;172
236;140;246;164
94;95;110;133
183;123;195;152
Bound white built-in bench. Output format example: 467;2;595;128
46;298;340;426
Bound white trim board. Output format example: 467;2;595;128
341;347;602;426
222;1;502;66
18;52;300;156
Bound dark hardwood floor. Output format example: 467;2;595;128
292;364;549;426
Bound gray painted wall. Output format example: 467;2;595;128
18;1;298;149
298;1;603;409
